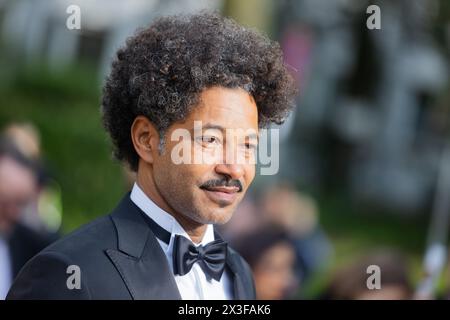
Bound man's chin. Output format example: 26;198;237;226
210;213;234;225
194;208;235;226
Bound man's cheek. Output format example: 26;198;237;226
245;166;256;187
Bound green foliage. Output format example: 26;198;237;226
0;63;126;232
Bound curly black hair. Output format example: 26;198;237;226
101;12;297;171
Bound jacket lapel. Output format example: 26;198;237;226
106;195;181;300
215;231;255;300
226;253;247;299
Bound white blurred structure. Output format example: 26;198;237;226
275;0;449;214
1;0;223;80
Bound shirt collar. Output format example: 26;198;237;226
130;182;215;248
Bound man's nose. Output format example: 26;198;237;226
214;163;245;181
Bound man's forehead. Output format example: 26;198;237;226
188;87;259;129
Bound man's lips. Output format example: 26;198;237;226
200;186;240;205
202;186;240;193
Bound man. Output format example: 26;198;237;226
0;139;56;299
7;12;296;300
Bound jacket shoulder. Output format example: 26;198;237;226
7;250;92;299
43;214;116;257
7;214;119;299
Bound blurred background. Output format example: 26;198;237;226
0;0;449;300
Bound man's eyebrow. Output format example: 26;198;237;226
196;122;260;141
201;123;225;131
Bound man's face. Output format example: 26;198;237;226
152;86;258;225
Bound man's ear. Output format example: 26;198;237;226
131;115;160;164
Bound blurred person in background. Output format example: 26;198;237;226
233;226;299;300
0;137;56;299
321;250;414;300
2;123;62;234
3;123;41;160
217;193;260;240
259;183;332;282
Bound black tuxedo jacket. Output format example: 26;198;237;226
7;194;256;300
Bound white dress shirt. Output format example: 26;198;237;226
130;183;232;300
0;234;12;300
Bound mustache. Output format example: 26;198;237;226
200;178;243;192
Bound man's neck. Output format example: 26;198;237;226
136;171;206;244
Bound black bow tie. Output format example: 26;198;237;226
172;234;227;281
139;211;227;281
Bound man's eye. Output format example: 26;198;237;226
198;136;219;144
245;143;257;150
203;136;215;143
